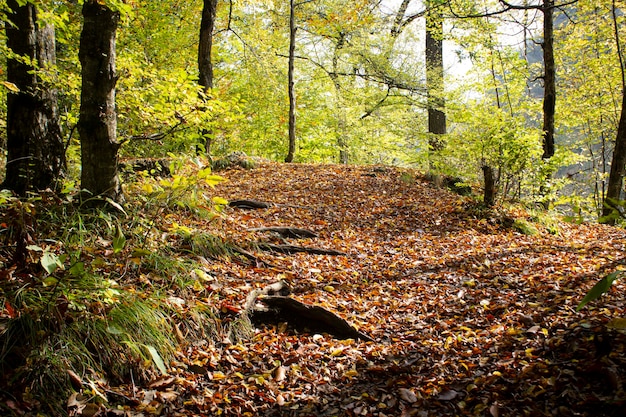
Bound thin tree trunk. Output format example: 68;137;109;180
4;0;65;196
541;0;555;160
285;0;297;163
198;0;218;158
78;1;123;203
602;0;626;223
330;33;348;164
425;1;446;156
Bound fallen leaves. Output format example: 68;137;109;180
9;162;626;416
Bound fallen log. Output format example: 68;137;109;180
247;291;372;342
228;199;271;209
258;243;346;256
248;227;318;239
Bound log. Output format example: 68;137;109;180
258;243;346;256
228;199;271;209
248;226;318;239
249;295;373;342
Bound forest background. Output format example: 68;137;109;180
2;0;626;217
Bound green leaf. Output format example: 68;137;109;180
105;197;127;216
26;244;43;252
113;225;126;254
106;325;124;335
145;344;167;374
577;272;621;311
41;251;64;274
42;276;58;287
69;261;85;277
131;248;152;258
204;175;226;188
212;196;229;205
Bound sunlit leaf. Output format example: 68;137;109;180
1;81;19;92
41;251;64;274
145;345;167;375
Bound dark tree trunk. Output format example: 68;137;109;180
4;0;65;196
482;165;496;207
541;0;555;160
77;1;123;203
425;1;446;154
285;0;297;163
198;0;218;157
602;85;626;222
602;0;626;223
198;0;218;90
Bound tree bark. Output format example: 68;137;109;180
482;165;496;207
330;33;348;164
198;0;218;157
285;0;297;163
541;0;555;160
604;91;626;222
198;0;218;91
3;0;65;196
78;1;123;203
425;1;446;155
602;0;626;223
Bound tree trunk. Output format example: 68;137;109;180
198;0;218;158
482;165;496;207
602;0;626;223
77;1;123;203
330;33;348;164
541;0;556;160
3;0;65;196
604;91;626;220
285;0;297;163
425;1;446;155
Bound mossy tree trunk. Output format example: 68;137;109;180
3;0;65;196
78;1;123;203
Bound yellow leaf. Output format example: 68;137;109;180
193;280;204;292
2;81;19;92
330;348;345;357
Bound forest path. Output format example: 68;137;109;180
158;163;626;416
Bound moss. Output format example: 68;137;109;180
512;219;539;235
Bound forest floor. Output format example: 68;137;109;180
4;162;626;416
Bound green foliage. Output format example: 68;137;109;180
577;271;623;311
512;219;539;236
127;161;226;218
190;232;243;261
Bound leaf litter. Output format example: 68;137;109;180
42;163;626;415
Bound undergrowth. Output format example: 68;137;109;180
0;162;239;415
